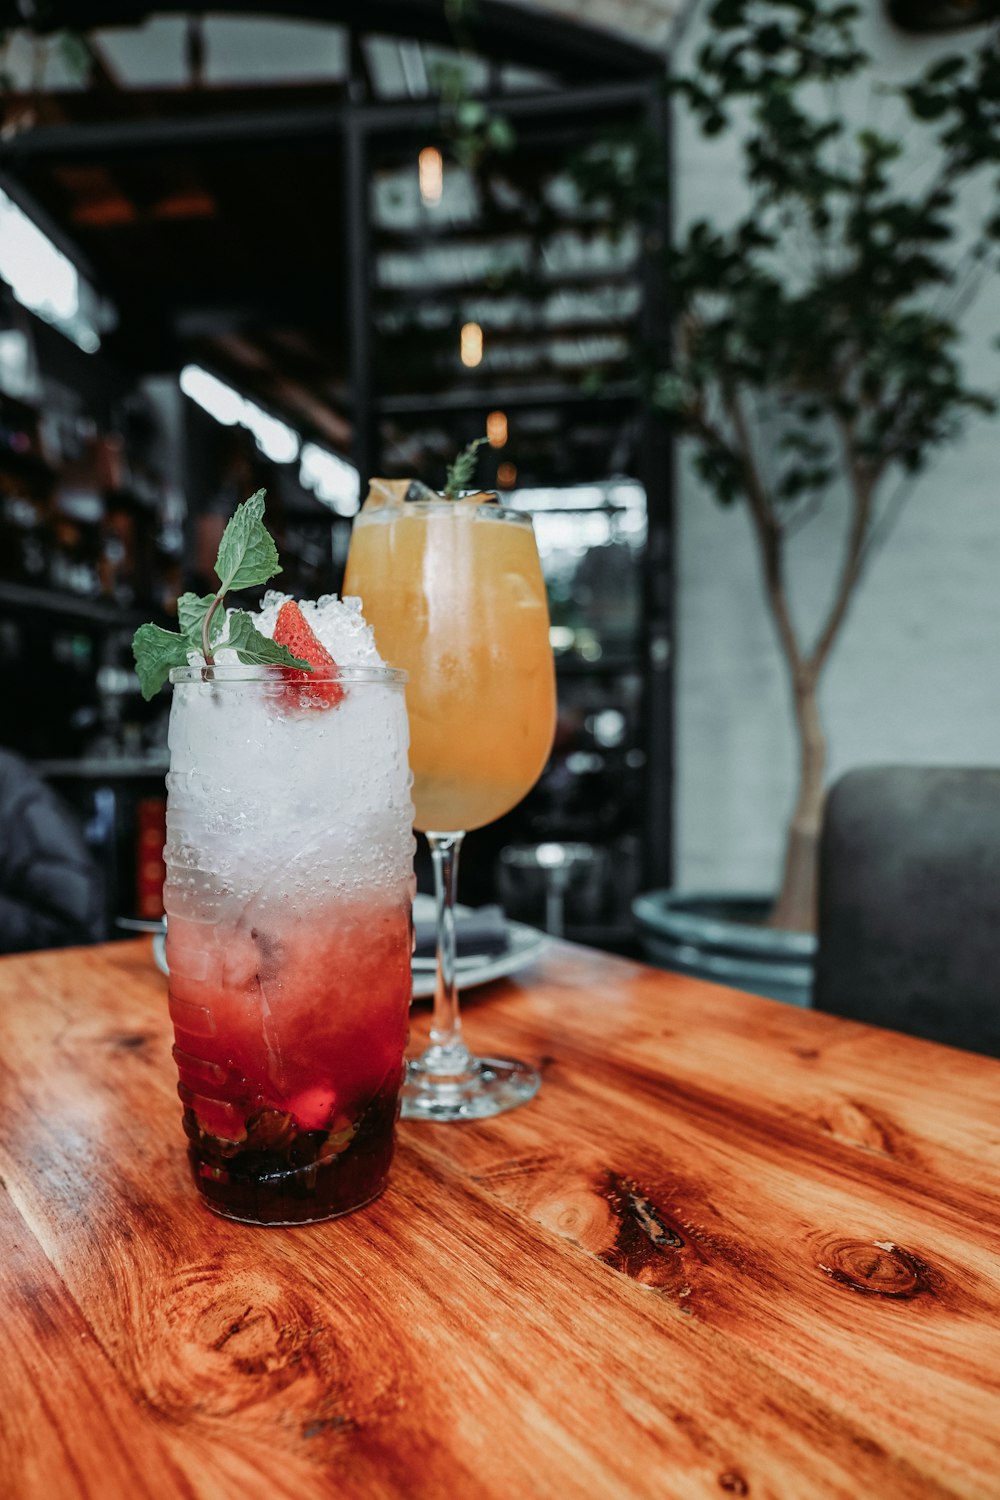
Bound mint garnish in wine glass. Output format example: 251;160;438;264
442;436;488;500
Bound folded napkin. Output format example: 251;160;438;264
413;903;509;960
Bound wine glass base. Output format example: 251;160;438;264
401;1056;541;1122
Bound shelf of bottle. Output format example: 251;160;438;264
376;380;638;418
34;756;169;780
0;580;145;627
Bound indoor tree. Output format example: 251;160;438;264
651;0;1000;931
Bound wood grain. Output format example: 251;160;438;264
1;938;999;1499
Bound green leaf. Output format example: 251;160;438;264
223;611;310;671
176;591;219;645
55;30;93;83
214;489;281;593
457;100;486;129
443;436;488;499
651;371;691;412
132;623;193;702
925;55;965;86
486;117;516;152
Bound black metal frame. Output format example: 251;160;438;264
0;1;677;895
5;0;658;81
346;76;674;886
637;83;674;892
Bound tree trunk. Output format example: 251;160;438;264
719;394;874;937
769;670;827;933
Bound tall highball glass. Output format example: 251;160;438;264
164;663;413;1221
344;488;556;1121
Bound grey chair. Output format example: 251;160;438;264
814;766;1000;1058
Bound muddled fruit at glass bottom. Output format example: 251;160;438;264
165;891;412;1224
186;1073;402;1225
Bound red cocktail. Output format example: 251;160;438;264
162;597;414;1224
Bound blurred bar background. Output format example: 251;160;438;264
0;0;995;964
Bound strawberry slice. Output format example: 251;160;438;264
272;600;344;709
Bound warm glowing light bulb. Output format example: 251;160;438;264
487;410;507;448
460;322;483;368
418;146;443;206
497;461;517;489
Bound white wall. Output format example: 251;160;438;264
672;6;1000;892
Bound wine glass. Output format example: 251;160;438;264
343;484;556;1121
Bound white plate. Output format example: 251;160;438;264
410;892;549;999
151;904;550;1000
411;923;550;1000
153;929;168;976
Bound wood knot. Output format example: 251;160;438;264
111;1032;153;1051
146;1268;339;1420
597;1174;688;1291
302;1414;358;1439
718;1473;749;1495
817;1098;900;1158
192;1292;311;1379
816;1239;933;1299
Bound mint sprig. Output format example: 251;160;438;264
131;489;310;701
443;436;487;499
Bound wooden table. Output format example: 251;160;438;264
2;939;999;1499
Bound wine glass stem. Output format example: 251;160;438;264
426;830;473;1071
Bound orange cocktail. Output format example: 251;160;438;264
345;486;555;1122
344;494;556;833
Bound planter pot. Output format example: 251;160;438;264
631;890;816;1008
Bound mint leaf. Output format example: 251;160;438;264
177;590;228;663
132;623;192;702
131;490;294;695
176;591;219;644
214;488;281;593
224;610;310;670
444;436;487;499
